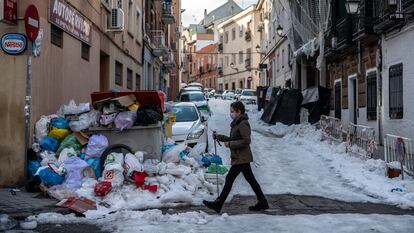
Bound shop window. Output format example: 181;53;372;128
389;63;403;119
115;61;123;86
127;68;133;89
51;24;63;48
366;72;377;120
81;42;90;61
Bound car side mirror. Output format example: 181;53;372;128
201;116;206;122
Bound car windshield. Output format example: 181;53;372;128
242;91;256;96
180;92;205;102
173;106;199;122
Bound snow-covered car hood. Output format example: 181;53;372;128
172;121;197;135
192;101;208;107
240;96;257;100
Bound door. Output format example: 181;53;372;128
352;78;357;124
99;51;110;91
334;81;341;119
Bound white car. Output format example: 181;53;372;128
239;89;257;105
223;91;235;100
172;102;208;150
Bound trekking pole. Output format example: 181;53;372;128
213;133;220;198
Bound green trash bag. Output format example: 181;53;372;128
206;163;228;175
56;134;82;155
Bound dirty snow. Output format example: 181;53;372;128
207;99;414;208
27;211;414;233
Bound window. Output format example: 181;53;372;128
81;42;90;61
239;25;244;37
135;74;141;90
128;0;134;35
136;10;142;41
232;82;236;90
239;51;243;64
117;0;123;8
225;31;229;43
232;28;236;40
51;24;63;48
366;71;377;121
282;49;285;68
220;58;224;67
277;53;280;71
246;48;251;67
389;63;403;119
115;61;123;86
220;35;224;43
225;83;229;90
225;56;229;67
127;68;133;89
231;54;236;64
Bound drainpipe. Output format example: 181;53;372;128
377;38;383;145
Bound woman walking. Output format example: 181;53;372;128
203;101;268;213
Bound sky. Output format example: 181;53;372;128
181;0;258;27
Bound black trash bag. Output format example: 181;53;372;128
136;105;163;126
25;175;41;193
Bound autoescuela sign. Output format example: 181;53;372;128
48;0;91;44
0;0;18;25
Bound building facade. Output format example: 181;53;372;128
195;44;218;89
218;5;261;91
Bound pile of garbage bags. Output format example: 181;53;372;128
27;100;226;209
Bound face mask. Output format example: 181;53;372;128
230;113;238;120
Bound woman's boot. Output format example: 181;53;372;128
249;198;269;211
203;199;223;213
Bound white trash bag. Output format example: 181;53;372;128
85;134;109;158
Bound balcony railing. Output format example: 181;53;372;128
162;0;175;25
374;0;414;33
150;30;168;57
162;51;175;68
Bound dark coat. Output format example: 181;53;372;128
217;114;253;165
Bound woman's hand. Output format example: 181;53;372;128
224;142;230;148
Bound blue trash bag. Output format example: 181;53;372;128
201;154;223;167
41;136;60;152
87;157;102;179
27;160;41;178
39;168;65;187
51;117;70;129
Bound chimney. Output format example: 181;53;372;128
204;9;207;19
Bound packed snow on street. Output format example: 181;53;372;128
27;99;414;232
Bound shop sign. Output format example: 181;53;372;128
1;33;27;55
0;0;17;25
48;0;92;44
247;76;253;81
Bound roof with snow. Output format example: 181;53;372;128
199;0;243;27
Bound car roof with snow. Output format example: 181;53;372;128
174;102;198;107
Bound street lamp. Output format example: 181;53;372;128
255;45;262;53
230;62;238;72
345;0;360;15
276;25;284;37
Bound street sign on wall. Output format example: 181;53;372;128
48;0;92;44
25;5;40;41
1;33;28;55
0;0;17;25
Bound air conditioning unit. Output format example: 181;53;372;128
108;8;125;31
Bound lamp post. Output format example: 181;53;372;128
345;0;360;15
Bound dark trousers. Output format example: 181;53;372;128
218;163;266;203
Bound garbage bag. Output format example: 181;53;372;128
206;164;228;175
51;117;70;129
39;151;57;166
48;127;71;141
35;114;58;143
201;154;223;167
94;181;112;197
86;134;109;158
101;165;124;187
61;156;89;189
41;136;60;152
27;160;41;178
114;111;137;131
62;100;91;115
87;157;102;179
143;159;159;175
124;153;144;178
39;168;65;187
162;144;187;164
57;148;78;165
69;110;100;132
56;134;83;155
136;106;163;125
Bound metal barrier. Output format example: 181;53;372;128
320;115;345;142
346;123;376;158
384;134;414;178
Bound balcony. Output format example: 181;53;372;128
374;0;414;34
162;51;175;68
245;58;251;69
162;0;176;25
245;30;252;41
325;17;354;55
352;1;375;41
150;30;168;57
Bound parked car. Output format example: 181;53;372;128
214;90;223;99
172;102;208;150
239;89;257;105
234;88;243;100
178;90;210;115
223;91;235;100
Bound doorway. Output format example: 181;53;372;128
334;79;341;119
100;51;110;91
